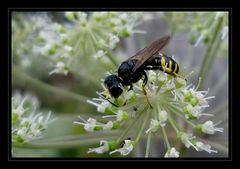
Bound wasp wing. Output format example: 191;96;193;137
128;35;171;72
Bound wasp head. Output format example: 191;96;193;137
104;75;123;98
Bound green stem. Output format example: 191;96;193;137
162;127;171;150
168;105;196;128
198;14;224;89
117;105;149;143
145;131;152;157
167;113;179;133
106;50;119;68
135;113;149;143
12;65;88;104
12;132;120;149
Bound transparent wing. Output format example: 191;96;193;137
128;35;171;72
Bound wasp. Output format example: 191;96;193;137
104;35;181;99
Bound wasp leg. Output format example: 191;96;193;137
142;71;152;109
143;71;148;86
172;72;187;81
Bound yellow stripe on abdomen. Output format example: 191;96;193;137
174;63;178;73
169;60;172;70
161;57;166;67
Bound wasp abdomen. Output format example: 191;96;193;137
145;53;179;77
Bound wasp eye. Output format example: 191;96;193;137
104;75;123;98
109;86;123;98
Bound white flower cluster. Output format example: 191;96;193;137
14;12;144;76
87;138;135;156
75;70;223;157
12;92;56;144
32;22;73;76
65;12;144;61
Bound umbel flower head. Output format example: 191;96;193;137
12;92;56;145
74;70;223;157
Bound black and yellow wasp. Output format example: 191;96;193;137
104;35;181;98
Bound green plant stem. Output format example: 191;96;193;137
168;105;196;128
135;113;149;143
12;65;89;104
167;113;179;133
106;50;119;68
117;105;149;143
145;131;152;157
162;127;171;150
12;132;121;149
198;15;224;89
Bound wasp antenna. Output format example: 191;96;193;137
98;92;119;108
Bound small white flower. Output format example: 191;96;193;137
84;118;98;132
29;127;42;137
196;142;218;154
192;88;215;106
93;50;106;59
16;127;31;142
183;104;212;119
49;61;68;75
34;111;55;130
119;13;128;22
17;127;28;135
12;98;26;120
158;110;168;127
103;121;113;130
175;77;187;89
201;121;224;134
108;34;120;50
87;98;110;113
60;33;67;41
64;45;73;53
88;140;109;154
178;132;199;151
110;140;133;156
145;119;160;133
20;118;30;127
74;117;100;132
164;147;180;158
166;82;175;90
103;110;129;123
116;110;129;122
